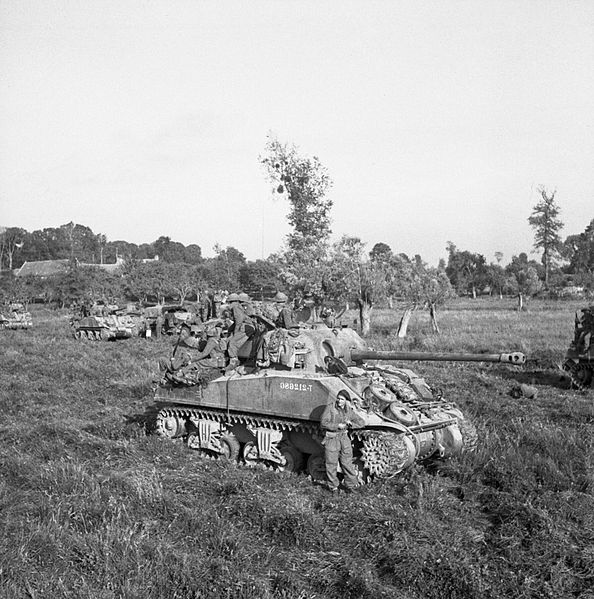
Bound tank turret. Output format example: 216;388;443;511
150;323;525;484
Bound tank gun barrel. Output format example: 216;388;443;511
347;349;526;365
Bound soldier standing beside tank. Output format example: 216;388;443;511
320;391;365;493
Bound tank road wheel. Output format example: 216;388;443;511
155;409;187;439
219;432;240;461
306;454;327;482
242;441;260;467
279;445;304;473
385;403;417;426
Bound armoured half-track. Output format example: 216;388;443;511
0;303;33;330
151;323;526;484
563;306;594;389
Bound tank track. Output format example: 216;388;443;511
154;404;449;482
155;404;319;438
563;360;593;390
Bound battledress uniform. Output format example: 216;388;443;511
320;398;365;491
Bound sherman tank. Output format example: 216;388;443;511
563;305;594;389
71;314;138;340
151;323;526;483
0;303;33;330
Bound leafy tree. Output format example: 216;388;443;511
528;187;563;288
124;262;176;304
202;245;246;291
445;242;487;298
0;227;26;270
262;136;333;253
240;259;282;300
563;218;594;275
369;242;392;263
153;236;188;264
184;244;203;265
506;253;543;310
262;137;334;314
326;236;374;334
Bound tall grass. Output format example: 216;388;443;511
1;302;592;598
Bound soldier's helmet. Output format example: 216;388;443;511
238;292;251;303
227;293;240;303
273;292;288;303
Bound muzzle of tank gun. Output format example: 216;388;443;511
343;348;526;366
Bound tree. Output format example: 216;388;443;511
327;236;374;335
563;218;594;275
262;136;333;252
240;259;282;300
506;254;543;310
262;136;334;314
0;227;26;270
528;187;563;288
445;242;487;298
203;245;247;291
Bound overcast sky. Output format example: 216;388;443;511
1;1;593;265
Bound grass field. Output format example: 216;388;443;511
1;299;593;598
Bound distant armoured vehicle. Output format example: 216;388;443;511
563;306;594;389
151;323;525;483
0;303;33;330
71;314;138;340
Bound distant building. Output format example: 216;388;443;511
15;259;70;278
15;256;125;278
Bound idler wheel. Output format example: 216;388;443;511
384;402;417;426
155;410;186;439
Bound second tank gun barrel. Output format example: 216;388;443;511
346;349;526;365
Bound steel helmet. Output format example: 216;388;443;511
273;292;288;303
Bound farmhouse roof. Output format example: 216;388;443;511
16;259;70;277
16;257;124;277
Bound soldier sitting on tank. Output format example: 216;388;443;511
320;391;366;493
179;324;207;351
273;292;299;332
183;325;226;368
226;292;255;371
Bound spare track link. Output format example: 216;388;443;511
563;360;593;390
354;430;412;478
155;405;318;437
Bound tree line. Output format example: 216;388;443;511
1;136;593;335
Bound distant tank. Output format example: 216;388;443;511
0;303;33;330
72;313;139;340
150;323;525;483
563;306;594;389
